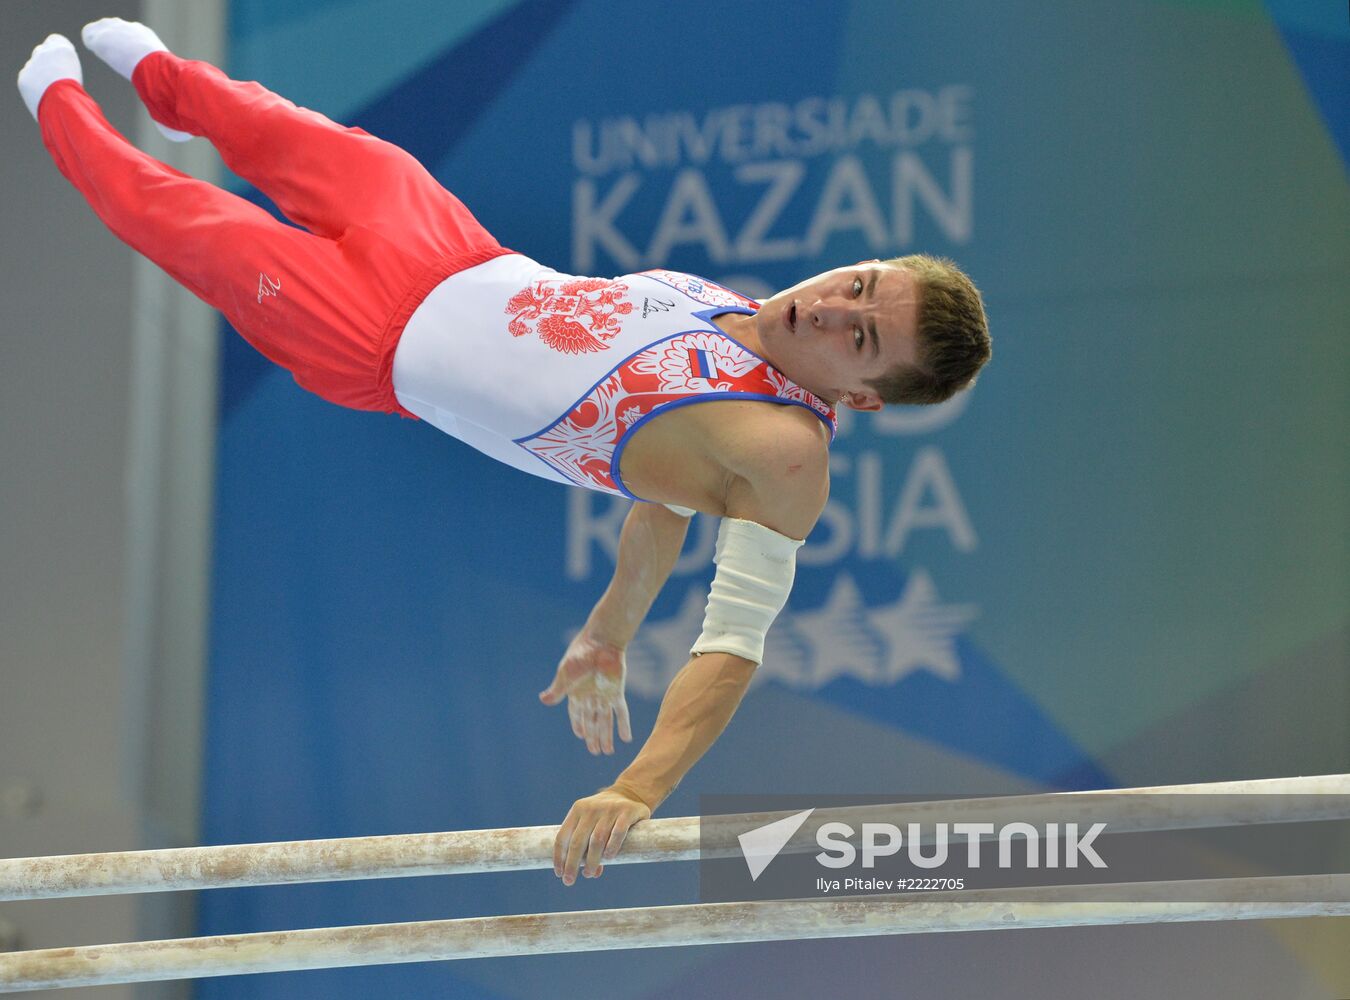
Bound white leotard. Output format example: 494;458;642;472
391;253;835;498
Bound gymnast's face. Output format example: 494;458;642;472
747;261;922;410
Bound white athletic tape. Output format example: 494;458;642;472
690;518;802;664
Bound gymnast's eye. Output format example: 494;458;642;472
853;277;863;296
854;327;864;350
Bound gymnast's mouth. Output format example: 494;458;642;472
784;302;797;333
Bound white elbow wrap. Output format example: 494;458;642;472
663;503;697;518
690;518;803;665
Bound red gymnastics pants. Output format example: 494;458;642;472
37;52;515;417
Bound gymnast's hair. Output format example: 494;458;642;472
866;254;991;406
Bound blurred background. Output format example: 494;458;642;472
1;1;1346;997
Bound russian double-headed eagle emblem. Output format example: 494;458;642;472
504;278;633;354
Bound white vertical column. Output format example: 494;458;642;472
121;1;225;997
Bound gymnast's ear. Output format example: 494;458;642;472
839;392;883;413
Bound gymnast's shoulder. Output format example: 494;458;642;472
715;403;829;539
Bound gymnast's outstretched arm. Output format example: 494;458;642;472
553;649;757;886
538;501;693;754
552;438;829;885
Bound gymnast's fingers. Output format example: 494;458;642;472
553;809;579;880
603;811;638;860
599;706;615;755
586;703;603;755
567;698;586;741
563;814;594;883
585;817;615;876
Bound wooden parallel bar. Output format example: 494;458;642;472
3;774;1347;901
1;874;1346;992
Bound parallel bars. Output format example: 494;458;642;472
0;774;1346;992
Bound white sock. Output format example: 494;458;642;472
17;34;82;122
81;17;167;80
81;17;191;142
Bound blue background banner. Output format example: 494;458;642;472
201;2;1348;996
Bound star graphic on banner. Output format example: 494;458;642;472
755;570;975;690
754;574;886;690
864;568;977;684
580;569;978;701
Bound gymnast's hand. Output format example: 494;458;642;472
553;784;651;885
538;629;633;755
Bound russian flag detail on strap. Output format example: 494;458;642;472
688;347;720;380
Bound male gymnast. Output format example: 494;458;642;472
19;21;991;886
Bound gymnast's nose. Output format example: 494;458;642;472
809;298;851;333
